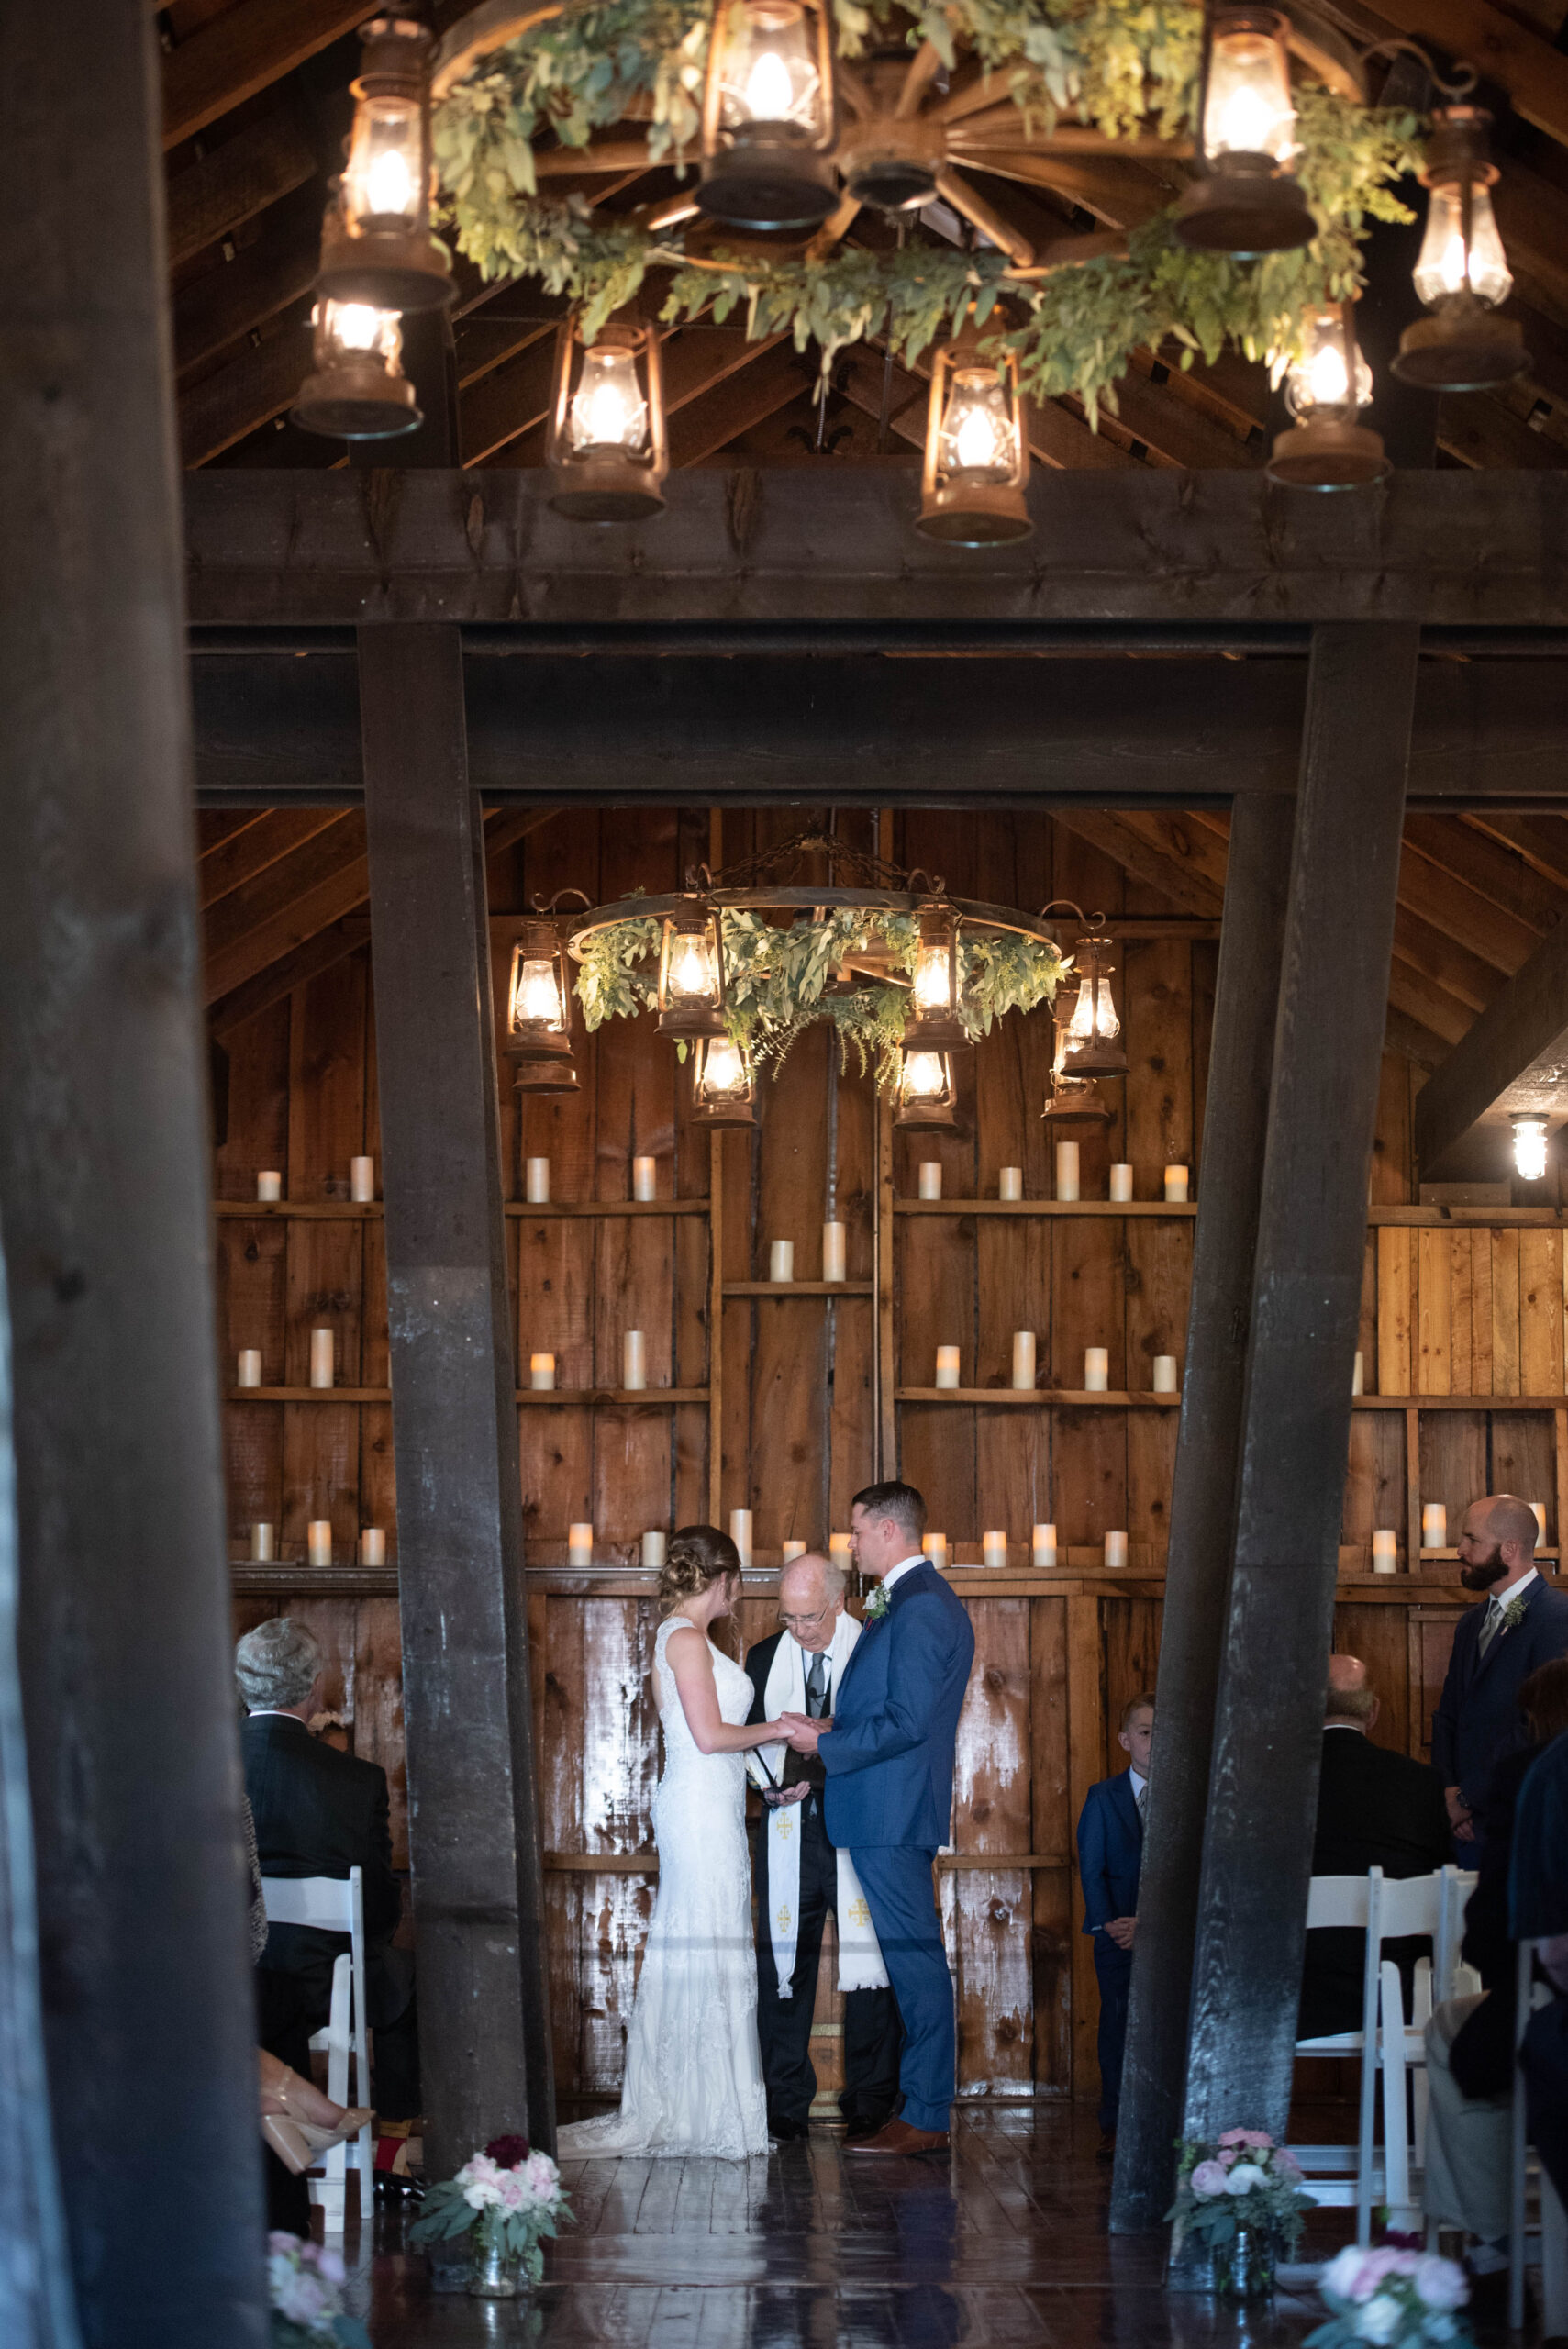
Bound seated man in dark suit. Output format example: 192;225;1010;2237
1076;1690;1153;2156
239;1618;419;2155
1297;1654;1451;2040
1433;1492;1568;1851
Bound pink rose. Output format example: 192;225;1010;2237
1189;2161;1230;2198
1272;2147;1303;2178
1218;2146;1240;2167
1414;2254;1468;2312
497;2170;528;2214
1218;2127;1274;2150
524;2151;561;2206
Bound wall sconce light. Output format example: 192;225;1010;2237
1514;1115;1550;1183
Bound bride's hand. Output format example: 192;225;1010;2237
764;1782;811;1807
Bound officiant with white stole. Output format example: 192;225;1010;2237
745;1553;903;2141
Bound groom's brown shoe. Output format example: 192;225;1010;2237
846;2118;950;2158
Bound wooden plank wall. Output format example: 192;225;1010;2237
215;806;1562;2106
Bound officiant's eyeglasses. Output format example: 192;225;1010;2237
778;1604;829;1630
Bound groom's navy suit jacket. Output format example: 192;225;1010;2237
820;1561;974;1849
1431;1574;1568;1814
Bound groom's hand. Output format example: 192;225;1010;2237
764;1782;811;1806
779;1709;826;1756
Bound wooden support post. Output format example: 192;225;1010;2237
0;6;268;2341
1182;624;1420;2142
360;622;554;2168
1110;796;1295;2230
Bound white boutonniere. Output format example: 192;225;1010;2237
862;1583;890;1623
1496;1590;1530;1640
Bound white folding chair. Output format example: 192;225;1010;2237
261;1868;373;2233
1509;1937;1568;2338
1291;1868;1446;2244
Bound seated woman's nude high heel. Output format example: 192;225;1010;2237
260;2056;374;2170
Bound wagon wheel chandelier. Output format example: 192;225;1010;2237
295;6;1530;509
501;832;1118;1131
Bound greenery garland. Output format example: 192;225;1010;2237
432;0;1422;415
572;904;1065;1087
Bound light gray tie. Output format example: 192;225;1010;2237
806;1650;828;1717
1478;1600;1503;1658
1135;1782;1149;1825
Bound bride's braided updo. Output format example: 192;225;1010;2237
657;1524;742;1616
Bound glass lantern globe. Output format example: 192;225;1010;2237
547;319;669;522
292;297;421;440
1267;304;1389;491
1395;109;1526;392
917;334;1031;545
657;906;728;1040
1174;7;1313;256
691;1035;760;1128
699;0;839;229
314;17;452;313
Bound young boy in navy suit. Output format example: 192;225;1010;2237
1076;1690;1154;2155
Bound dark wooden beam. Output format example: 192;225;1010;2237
180;469;1568;627
186;645;1568;807
165;103;318;267
0;4;265;2334
174;184;321;378
181;318;307;467
361;623;554;2170
1182;622;1420;2143
1111;792;1296;2230
1413;912;1568;1181
199;806;346;908
162;0;374;150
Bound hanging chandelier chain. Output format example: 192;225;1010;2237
684;829;947;900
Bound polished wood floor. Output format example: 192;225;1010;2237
353;2105;1349;2347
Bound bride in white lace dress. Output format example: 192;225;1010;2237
557;1525;784;2160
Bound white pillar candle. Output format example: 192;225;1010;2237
1421;1502;1447;1551
917;1162;942;1201
1531;1501;1548;1542
1152;1355;1178;1394
526;1156;550;1205
1011;1331;1036;1391
307;1520;333;1567
1055;1141;1080;1202
623;1330;647;1390
998;1167;1023;1202
729;1508;752;1566
829;1532;852;1566
250;1521;276;1563
309;1328;335;1389
568;1522;594;1567
237;1348;262;1388
642;1530;667;1570
360;1527;386;1566
983;1531;1008;1569
768;1241;795;1284
1105;1531;1129;1570
529;1352;555;1391
922;1533;949;1570
1084;1347;1109;1393
1109;1163;1134;1203
1164;1164;1190;1203
1372;1529;1398;1574
935;1344;962;1389
822;1222;846;1283
350;1155;375;1202
257;1171;282;1201
1032;1522;1058;1569
1352;1350;1365;1397
632;1156;657;1201
782;1539;807;1562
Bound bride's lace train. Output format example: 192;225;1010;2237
557;1620;770;2161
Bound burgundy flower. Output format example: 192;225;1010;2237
484;2133;532;2168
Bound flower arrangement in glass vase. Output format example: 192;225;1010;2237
268;2233;372;2347
1307;2246;1473;2348
1167;2129;1315;2298
410;2132;573;2299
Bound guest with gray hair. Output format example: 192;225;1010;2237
241;1617;421;2154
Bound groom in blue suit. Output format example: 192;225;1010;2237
780;1480;974;2156
1433;1492;1568;1850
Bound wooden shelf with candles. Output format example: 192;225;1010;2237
215;1197;710;1219
723;1281;875;1297
895;1386;1181;1407
228;1385;392;1403
1351;1395;1568;1411
895;1198;1196;1219
516;1386;709;1406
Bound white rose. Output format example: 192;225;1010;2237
1353;2295;1403;2343
462;2178;503;2210
1323;2249;1367;2300
1225;2164;1268;2194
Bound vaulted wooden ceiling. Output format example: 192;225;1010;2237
167;0;1568;477
199;801;1568;1083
